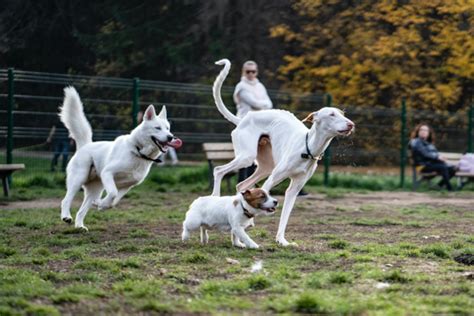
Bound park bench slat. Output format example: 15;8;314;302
455;172;474;177
0;164;25;172
205;151;235;160
202;143;235;151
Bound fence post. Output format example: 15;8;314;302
400;98;407;188
7;68;14;165
468;103;473;153
132;78;140;127
323;93;332;186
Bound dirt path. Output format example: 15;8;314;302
2;191;473;211
304;191;474;208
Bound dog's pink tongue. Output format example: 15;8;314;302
168;137;183;149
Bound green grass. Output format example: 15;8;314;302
3;155;473;200
0;164;473;314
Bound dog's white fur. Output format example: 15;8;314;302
182;189;278;248
211;59;355;246
59;87;181;231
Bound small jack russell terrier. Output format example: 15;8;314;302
182;189;278;249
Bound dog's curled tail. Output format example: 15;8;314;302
59;87;93;149
213;59;240;126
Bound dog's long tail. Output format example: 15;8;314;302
59;87;93;149
213;59;240;126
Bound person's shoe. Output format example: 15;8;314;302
298;190;309;196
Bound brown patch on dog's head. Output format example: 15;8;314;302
242;188;268;209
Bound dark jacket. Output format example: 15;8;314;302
409;138;439;166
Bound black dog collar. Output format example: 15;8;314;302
301;132;317;160
134;146;163;163
241;202;255;219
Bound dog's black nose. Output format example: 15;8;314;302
167;135;173;142
273;200;278;206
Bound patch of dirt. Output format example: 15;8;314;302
303;191;474;209
0;198;135;210
0;198;70;210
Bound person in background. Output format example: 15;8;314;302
47;117;72;172
409;123;456;191
233;60;273;182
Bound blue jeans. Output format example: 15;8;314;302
422;161;456;191
51;140;70;171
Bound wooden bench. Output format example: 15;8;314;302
411;152;474;191
0;164;25;197
442;152;474;189
202;143;236;193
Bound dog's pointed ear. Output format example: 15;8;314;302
144;105;156;121
158;105;167;120
302;112;313;124
302;111;321;124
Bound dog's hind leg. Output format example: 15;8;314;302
212;131;259;196
112;187;132;207
236;166;271;192
200;227;209;244
61;165;90;224
261;166;290;192
75;181;103;231
212;156;254;196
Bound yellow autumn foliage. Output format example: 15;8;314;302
271;0;473;111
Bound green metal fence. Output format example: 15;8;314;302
1;68;473;187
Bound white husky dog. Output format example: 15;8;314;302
59;87;182;231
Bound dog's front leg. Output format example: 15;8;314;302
275;175;307;247
232;227;259;249
231;232;246;248
96;169;118;210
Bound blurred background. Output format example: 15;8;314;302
0;0;472;187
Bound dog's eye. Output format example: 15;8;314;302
330;112;335;117
155;127;161;130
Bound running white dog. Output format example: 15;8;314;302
182;188;278;249
211;59;355;246
59;87;182;231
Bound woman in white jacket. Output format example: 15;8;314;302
233;60;273;182
233;60;273;118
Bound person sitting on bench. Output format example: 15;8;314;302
409;123;456;191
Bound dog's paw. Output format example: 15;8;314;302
248;244;260;249
75;225;89;232
276;238;298;247
62;217;73;224
234;242;246;248
97;200;112;211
